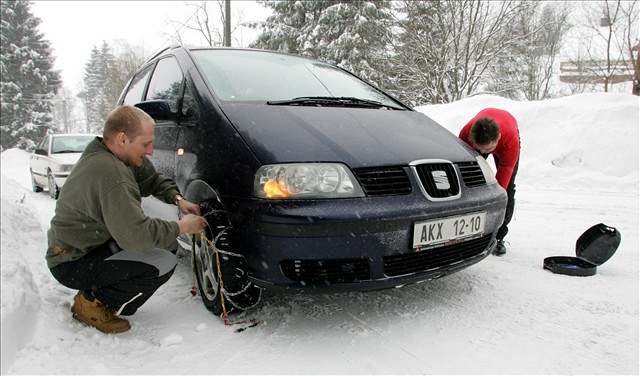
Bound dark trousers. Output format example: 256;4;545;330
50;240;177;316
495;159;518;241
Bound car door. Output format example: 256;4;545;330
31;135;50;185
143;56;185;181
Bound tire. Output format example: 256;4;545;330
192;200;261;315
30;170;43;193
47;171;59;199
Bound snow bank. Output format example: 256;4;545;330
0;148;34;191
416;93;639;188
0;176;43;374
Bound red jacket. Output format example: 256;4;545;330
459;108;520;189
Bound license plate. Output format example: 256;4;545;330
413;212;486;248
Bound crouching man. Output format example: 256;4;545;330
46;105;206;333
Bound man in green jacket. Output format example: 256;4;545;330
47;105;206;334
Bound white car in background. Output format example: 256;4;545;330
30;133;97;199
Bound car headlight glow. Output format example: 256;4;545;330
475;156;497;185
254;163;365;199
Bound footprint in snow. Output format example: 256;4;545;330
161;333;183;347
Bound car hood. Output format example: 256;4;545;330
221;103;475;167
50;153;83;165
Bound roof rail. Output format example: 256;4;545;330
143;45;181;65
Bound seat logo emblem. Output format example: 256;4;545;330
431;170;450;190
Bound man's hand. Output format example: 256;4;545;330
177;197;201;215
178;214;207;235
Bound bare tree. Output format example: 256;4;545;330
620;0;639;94
389;0;531;105
485;2;571;100
51;87;76;133
166;1;245;47
105;41;146;107
572;0;638;92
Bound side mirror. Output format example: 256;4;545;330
34;148;47;156
135;100;176;121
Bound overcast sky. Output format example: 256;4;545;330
31;1;272;93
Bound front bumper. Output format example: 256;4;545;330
231;183;507;292
53;172;69;187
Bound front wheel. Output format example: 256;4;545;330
192;202;261;315
30;170;42;193
47;171;59;199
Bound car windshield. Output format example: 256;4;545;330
51;135;94;154
190;49;402;108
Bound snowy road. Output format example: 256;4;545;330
2;94;638;374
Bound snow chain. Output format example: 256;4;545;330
189;203;262;332
199;230;262;331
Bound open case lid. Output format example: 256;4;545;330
575;223;621;265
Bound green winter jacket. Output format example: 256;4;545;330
46;137;181;269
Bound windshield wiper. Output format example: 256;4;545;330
53;150;79;154
267;96;403;110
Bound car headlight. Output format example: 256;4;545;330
254;163;365;199
475;156;497;185
60;164;74;172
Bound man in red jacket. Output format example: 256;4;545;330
459;108;520;256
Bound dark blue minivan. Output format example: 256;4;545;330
120;46;507;314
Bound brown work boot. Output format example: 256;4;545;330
71;292;131;334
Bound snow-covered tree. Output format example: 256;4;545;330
306;1;394;87
252;0;330;55
97;41;115;122
253;1;393;88
78;46;103;133
0;0;61;149
79;41;126;134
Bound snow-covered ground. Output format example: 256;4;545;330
1;93;638;374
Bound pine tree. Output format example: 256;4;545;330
253;0;393;89
252;0;331;55
0;0;61;149
78;46;102;133
307;1;394;87
97;41;115;123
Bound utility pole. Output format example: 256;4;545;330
224;0;231;47
62;99;69;133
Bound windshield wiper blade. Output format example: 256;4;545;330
53;150;79;154
267;96;403;110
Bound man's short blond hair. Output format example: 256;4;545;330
103;106;154;142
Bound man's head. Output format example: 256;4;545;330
103;106;155;167
470;117;501;154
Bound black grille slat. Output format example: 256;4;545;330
415;163;460;198
455;161;487;187
281;258;371;284
384;236;489;266
353;166;412;196
383;235;492;276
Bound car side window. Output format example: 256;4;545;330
37;136;49;152
123;66;153;105
145;57;184;114
182;82;199;120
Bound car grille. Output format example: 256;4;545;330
281;258;371;284
414;162;460;198
455;161;486;187
353;166;412;196
383;235;492;277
